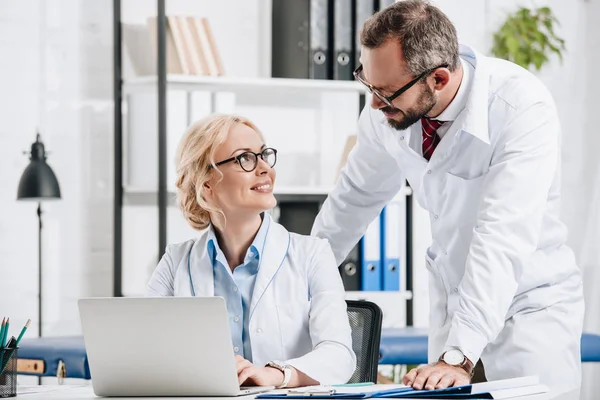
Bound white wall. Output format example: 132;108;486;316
0;0;113;340
580;0;600;397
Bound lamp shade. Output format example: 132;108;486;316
17;134;61;200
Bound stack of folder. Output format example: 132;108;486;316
256;376;548;399
358;193;406;292
271;0;402;81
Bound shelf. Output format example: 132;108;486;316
122;186;334;206
122;185;413;206
123;74;369;95
346;291;413;300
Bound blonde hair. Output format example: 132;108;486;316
175;114;265;231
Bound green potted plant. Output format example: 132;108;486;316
491;6;566;71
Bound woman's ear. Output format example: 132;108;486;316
203;180;212;196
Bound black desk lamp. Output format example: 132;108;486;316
17;134;61;338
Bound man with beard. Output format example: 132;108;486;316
311;0;584;397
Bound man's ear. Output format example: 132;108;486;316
432;68;451;90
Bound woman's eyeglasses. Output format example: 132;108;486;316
214;147;278;172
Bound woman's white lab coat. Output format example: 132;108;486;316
146;214;356;385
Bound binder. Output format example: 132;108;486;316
271;0;333;80
338;241;362;291
360;213;382;291
310;0;333;79
354;0;376;69
381;196;404;291
271;0;311;79
333;0;353;80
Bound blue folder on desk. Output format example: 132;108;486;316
256;377;547;399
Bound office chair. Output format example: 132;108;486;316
345;300;383;383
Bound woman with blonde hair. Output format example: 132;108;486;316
146;114;356;388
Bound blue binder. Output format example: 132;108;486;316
381;197;404;291
360;213;382;291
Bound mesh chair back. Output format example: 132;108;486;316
345;300;383;383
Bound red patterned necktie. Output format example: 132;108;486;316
421;117;444;161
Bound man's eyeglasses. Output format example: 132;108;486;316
214;147;277;172
353;64;449;107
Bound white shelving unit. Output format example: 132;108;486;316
114;1;414;331
122;184;413;204
120;74;374;297
123;75;368;193
123;74;369;95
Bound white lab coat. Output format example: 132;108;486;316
146;215;356;385
312;45;584;394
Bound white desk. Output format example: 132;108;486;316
15;385;578;400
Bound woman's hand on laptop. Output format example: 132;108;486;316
236;355;284;387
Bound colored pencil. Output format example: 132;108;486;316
15;319;31;346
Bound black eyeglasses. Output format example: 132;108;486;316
214;147;277;172
353;64;449;107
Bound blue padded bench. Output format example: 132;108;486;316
14;330;600;379
379;328;600;365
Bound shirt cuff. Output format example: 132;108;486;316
443;322;488;364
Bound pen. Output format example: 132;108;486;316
1;318;8;348
0;318;3;369
15;319;31;346
0;318;5;348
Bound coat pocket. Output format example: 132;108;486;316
442;172;487;231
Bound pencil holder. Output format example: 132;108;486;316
0;348;17;398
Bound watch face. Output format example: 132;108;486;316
443;349;464;366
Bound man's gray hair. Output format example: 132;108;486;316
360;0;460;76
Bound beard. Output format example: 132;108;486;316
385;84;437;131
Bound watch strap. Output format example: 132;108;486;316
439;351;475;377
266;361;292;388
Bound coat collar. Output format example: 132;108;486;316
188;213;290;319
249;219;289;319
457;44;490;144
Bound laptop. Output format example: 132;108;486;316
78;297;275;397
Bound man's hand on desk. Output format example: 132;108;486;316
235;355;284;387
402;361;471;391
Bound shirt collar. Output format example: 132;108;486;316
435;57;474;123
206;212;271;271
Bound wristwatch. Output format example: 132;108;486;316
265;360;292;388
439;349;475;377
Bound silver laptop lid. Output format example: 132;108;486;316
78;297;241;397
